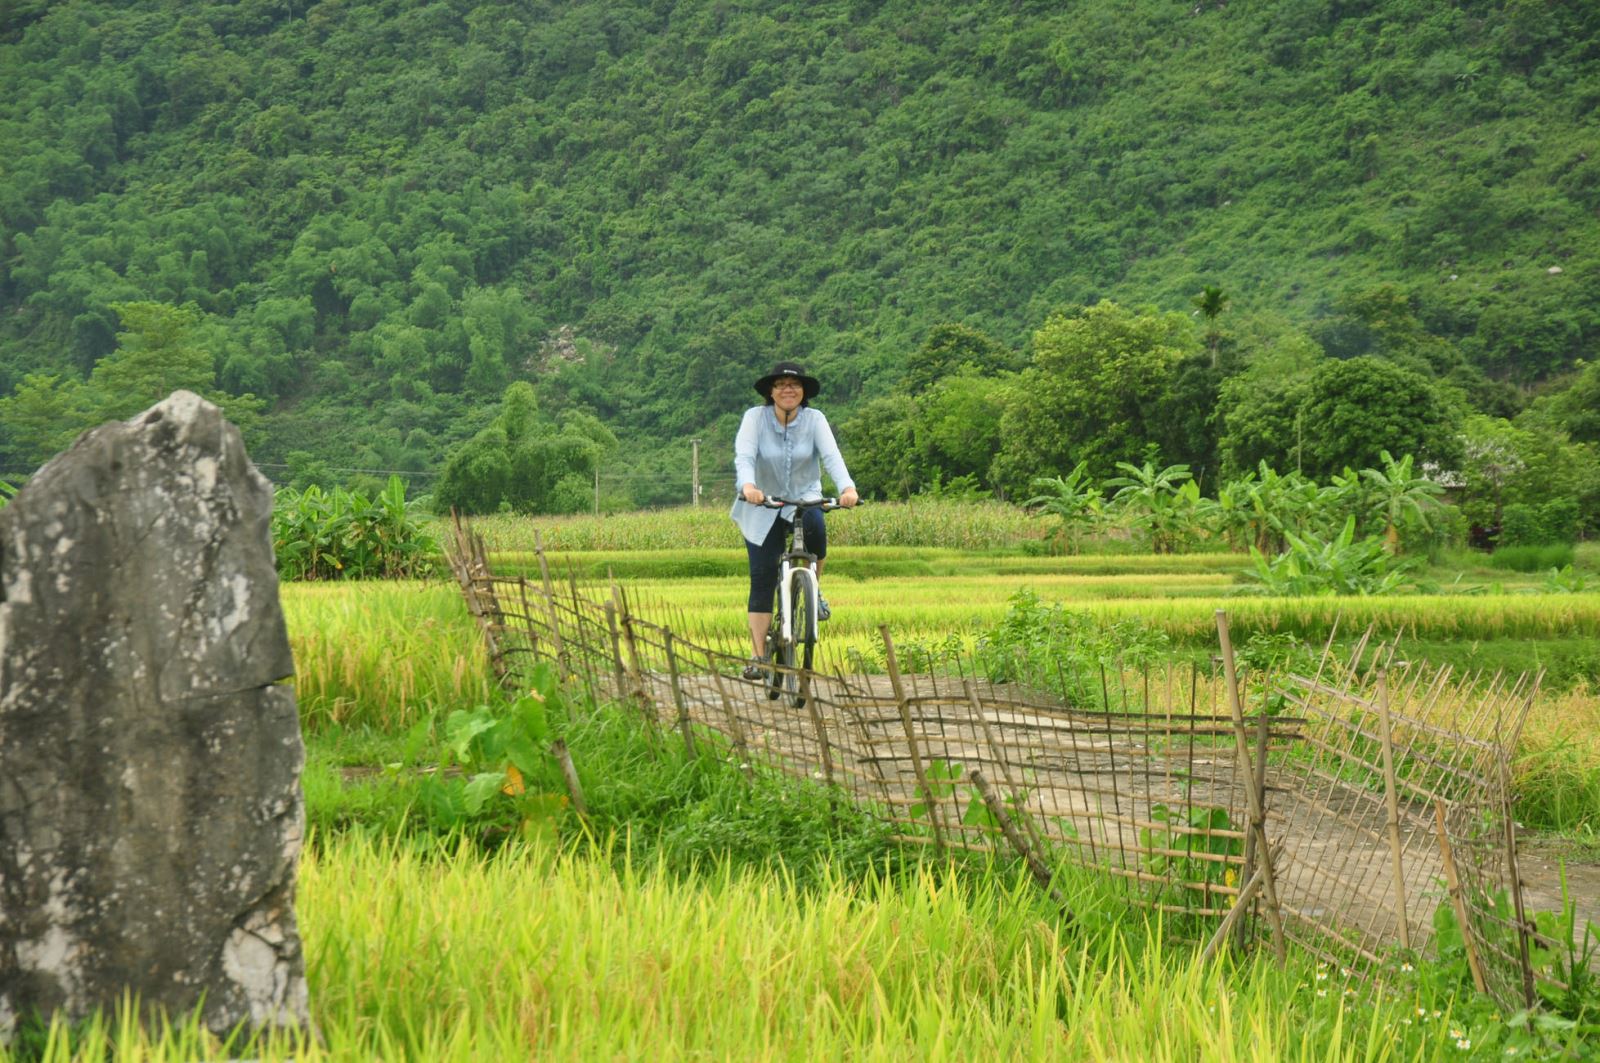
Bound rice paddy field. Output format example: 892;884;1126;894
10;838;1556;1062
19;509;1598;1060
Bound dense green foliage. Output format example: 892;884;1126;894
271;475;440;579
3;0;1599;526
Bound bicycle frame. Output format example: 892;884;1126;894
755;496;837;704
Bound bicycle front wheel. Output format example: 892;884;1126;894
786;577;817;707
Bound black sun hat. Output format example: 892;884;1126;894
753;361;820;401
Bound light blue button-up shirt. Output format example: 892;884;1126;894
730;405;855;545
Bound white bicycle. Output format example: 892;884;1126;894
756;496;843;707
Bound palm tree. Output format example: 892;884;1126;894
1191;285;1230;367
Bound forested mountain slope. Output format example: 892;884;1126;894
2;0;1598;499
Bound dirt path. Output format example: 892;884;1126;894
634;665;1600;963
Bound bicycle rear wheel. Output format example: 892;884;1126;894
764;590;784;700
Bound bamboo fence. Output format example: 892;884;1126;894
447;517;1556;1009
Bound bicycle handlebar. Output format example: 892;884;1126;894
737;495;857;511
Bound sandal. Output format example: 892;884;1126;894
741;654;771;680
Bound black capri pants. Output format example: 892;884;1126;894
745;507;828;612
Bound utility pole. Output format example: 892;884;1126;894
691;438;702;507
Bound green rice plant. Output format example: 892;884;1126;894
504;546;1254;585
447;498;1048;553
283;582;494;732
14;834;1589;1061
1515;684;1600;835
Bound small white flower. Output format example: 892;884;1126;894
1400;962;1414;973
1316;971;1329;981
1417;1007;1428;1017
1317;988;1327;998
1456;1038;1471;1050
1451;1028;1464;1039
1505;1048;1517;1056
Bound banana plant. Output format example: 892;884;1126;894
1024;461;1102;553
1245;516;1416;596
1104;460;1198;554
1361;450;1444;554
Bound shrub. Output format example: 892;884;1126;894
1488;543;1576;572
272;475;440;580
1500;499;1580;547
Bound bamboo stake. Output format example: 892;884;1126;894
1201;843;1285;965
551;738;590;825
1233;711;1272;952
706;648;751;778
846;671;898;813
881;625;946;856
803;685;837;790
603;600;628;703
966;679;1050;859
970;768;1072;918
1216;610;1287;962
663;628;696;758
1434;801;1487;994
613;584;654;729
533;531;568;670
1374;670;1412;950
1501;757;1538;1009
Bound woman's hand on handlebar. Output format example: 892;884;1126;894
839;487;859;508
742;483;765;505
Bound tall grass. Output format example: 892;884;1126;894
1516;683;1600;836
6;835;1531;1062
283;581;493;733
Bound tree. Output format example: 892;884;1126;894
90;302;219;420
992;302;1197;499
1217;372;1314;480
1221;357;1460;483
1295;358;1461;481
904;324;1015;394
433;382;616;514
0;373;90;468
916;373;1008;492
839;396;918;500
0;302;260;469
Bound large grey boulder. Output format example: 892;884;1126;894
0;391;309;1040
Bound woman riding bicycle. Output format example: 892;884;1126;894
731;361;859;679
